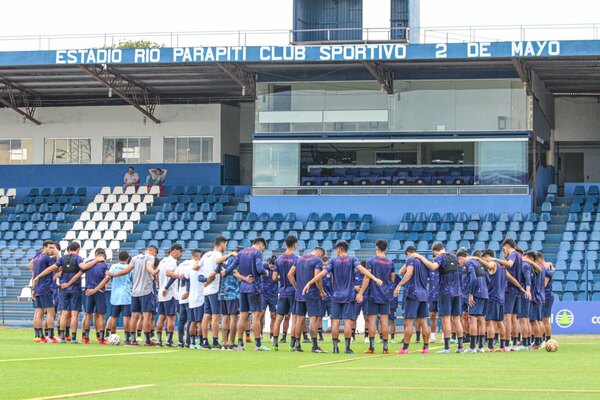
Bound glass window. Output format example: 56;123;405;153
163;137;213;163
475;140;528;185
44;138;91;164
102;137;151;164
253;143;299;186
0;139;33;164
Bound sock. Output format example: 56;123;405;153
500;339;506;349
282;332;287;341
423;343;429;350
318;328;323;340
212;337;219;346
65;327;70;338
333;339;339;352
144;332;151;343
34;328;40;338
99;330;105;340
312;337;318;349
345;338;351;350
546;335;551;341
452;332;457;340
157;332;163;343
470;335;476;349
518;333;522;342
273;336;279;347
58;329;64;339
534;337;541;346
106;329;111;337
124;332;129;342
137;330;142;337
84;329;90;340
303;332;309;340
487;338;494;349
512;337;518;346
255;338;262;347
369;337;375;349
383;339;388;350
465;333;470;342
444;337;450;350
290;337;296;348
458;338;464;349
72;332;77;341
270;333;273;339
402;341;409;350
49;328;55;339
238;338;243;346
478;335;484;348
351;329;356;339
202;337;208;346
415;330;421;342
391;333;395;339
364;329;369;339
494;333;499;343
150;330;155;338
245;330;250;337
167;332;174;344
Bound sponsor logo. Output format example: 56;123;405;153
592;316;600;324
556;309;574;328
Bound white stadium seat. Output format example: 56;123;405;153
149;186;160;195
60;241;69;250
111;203;123;213
124;186;136;195
77;231;90;241
136;203;147;213
96;239;108;250
130;212;141;222
142;195;154;204
123;221;134;232
96;221;109;231
117;212;128;222
0;196;8;206
115;230;127;241
104;248;113;260
138;186;148;194
109;221;122;231
87;203;98;212
64;231;76;240
94;194;105;203
90;231;102;240
118;194;129;204
123;203;135;213
109;241;120;250
130;194;141;204
0;189;4;196
72;221;84;231
82;240;95;250
92;212;104;222
6;188;16;198
98;203;110;213
100;187;111;195
104;212;116;222
112;187;124;195
105;194;117;204
80;211;91;222
84;221;96;231
103;231;115;241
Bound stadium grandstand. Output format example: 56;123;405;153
1;0;599;340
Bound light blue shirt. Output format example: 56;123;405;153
109;263;133;305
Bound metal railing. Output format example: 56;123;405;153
0;23;599;51
252;185;530;196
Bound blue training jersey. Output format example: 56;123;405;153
466;259;489;299
261;265;279;299
366;256;394;304
354;269;369;301
85;261;109;290
520;261;533;299
486;261;506;305
294;254;323;301
321;271;333;301
56;254;84;293
506;251;523;295
326;255;360;304
435;253;462;297
544;267;554;299
275;253;298;298
531;263;546;305
33;253;55;296
404;256;429;302
109;263;133;305
428;269;440;302
234;247;264;294
389;275;401;306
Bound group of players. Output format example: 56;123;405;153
30;233;555;354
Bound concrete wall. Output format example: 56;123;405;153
0;104;224;164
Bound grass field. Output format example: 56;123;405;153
1;327;599;400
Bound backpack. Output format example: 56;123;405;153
61;254;79;274
440;253;458;275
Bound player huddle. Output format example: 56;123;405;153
29;235;555;354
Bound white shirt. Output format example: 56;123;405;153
185;266;205;309
176;260;192;305
199;250;222;296
157;256;178;302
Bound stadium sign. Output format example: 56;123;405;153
1;39;600;66
551;302;600;334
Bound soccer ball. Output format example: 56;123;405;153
108;334;120;346
545;339;559;352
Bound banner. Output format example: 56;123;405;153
1;39;600;67
550;301;600;334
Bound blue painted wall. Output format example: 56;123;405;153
564;183;600;197
535;166;555;206
0;163;221;189
250;194;532;224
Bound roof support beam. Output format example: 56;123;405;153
217;63;256;98
512;57;532;94
78;65;161;124
362;61;394;94
0;78;41;125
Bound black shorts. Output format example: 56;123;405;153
110;304;132;318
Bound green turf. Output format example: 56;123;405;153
1;327;599;400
